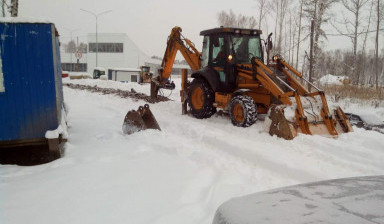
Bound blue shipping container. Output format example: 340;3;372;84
0;20;64;148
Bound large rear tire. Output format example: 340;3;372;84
188;79;216;119
229;95;257;127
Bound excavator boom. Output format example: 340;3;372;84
159;27;201;82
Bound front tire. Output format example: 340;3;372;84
188;79;216;119
229;95;257;127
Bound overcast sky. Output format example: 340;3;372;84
19;0;380;58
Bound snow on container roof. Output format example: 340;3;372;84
0;17;53;24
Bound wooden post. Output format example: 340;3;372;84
180;69;188;115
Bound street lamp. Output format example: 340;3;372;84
80;9;112;67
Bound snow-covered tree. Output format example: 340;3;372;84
217;10;257;29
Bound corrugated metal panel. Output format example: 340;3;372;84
0;23;62;142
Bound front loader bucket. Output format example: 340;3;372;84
266;106;297;140
122;104;161;135
265;104;353;140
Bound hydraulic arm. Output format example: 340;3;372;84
151;27;201;98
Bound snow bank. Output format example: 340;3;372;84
62;76;183;96
318;74;349;86
44;107;68;139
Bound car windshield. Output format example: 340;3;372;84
229;35;262;63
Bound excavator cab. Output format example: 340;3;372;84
199;28;264;92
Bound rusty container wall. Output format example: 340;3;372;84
0;21;64;146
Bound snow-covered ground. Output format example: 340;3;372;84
1;78;384;224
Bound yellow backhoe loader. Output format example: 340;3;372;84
132;26;353;139
139;66;153;84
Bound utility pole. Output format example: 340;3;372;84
309;20;315;92
10;0;18;17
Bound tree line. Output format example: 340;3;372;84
217;0;384;90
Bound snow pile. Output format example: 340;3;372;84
358;113;384;125
44;107;68;139
318;74;349;86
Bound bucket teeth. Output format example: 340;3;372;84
122;104;161;135
266;105;353;140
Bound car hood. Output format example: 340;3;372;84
213;175;384;224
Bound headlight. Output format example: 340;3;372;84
272;55;280;62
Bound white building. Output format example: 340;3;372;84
61;33;148;74
60;33;191;77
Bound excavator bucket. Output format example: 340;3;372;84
265;98;353;140
122;104;161;135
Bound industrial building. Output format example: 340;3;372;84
60;33;191;76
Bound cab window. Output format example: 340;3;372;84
230;36;262;63
210;36;225;66
201;36;209;68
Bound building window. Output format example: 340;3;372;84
61;63;88;72
88;43;123;53
131;75;137;82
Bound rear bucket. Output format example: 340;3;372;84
265;105;353;140
122;104;161;135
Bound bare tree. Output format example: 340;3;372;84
333;0;370;84
296;0;304;68
361;1;374;85
2;0;6;17
374;0;384;92
273;1;279;47
303;0;339;79
65;40;76;53
277;0;291;53
255;0;271;30
217;10;257;29
78;42;88;53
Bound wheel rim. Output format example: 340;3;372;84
191;86;204;110
233;103;244;123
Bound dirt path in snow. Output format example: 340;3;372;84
63;83;170;103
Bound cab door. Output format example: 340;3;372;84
206;35;236;92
